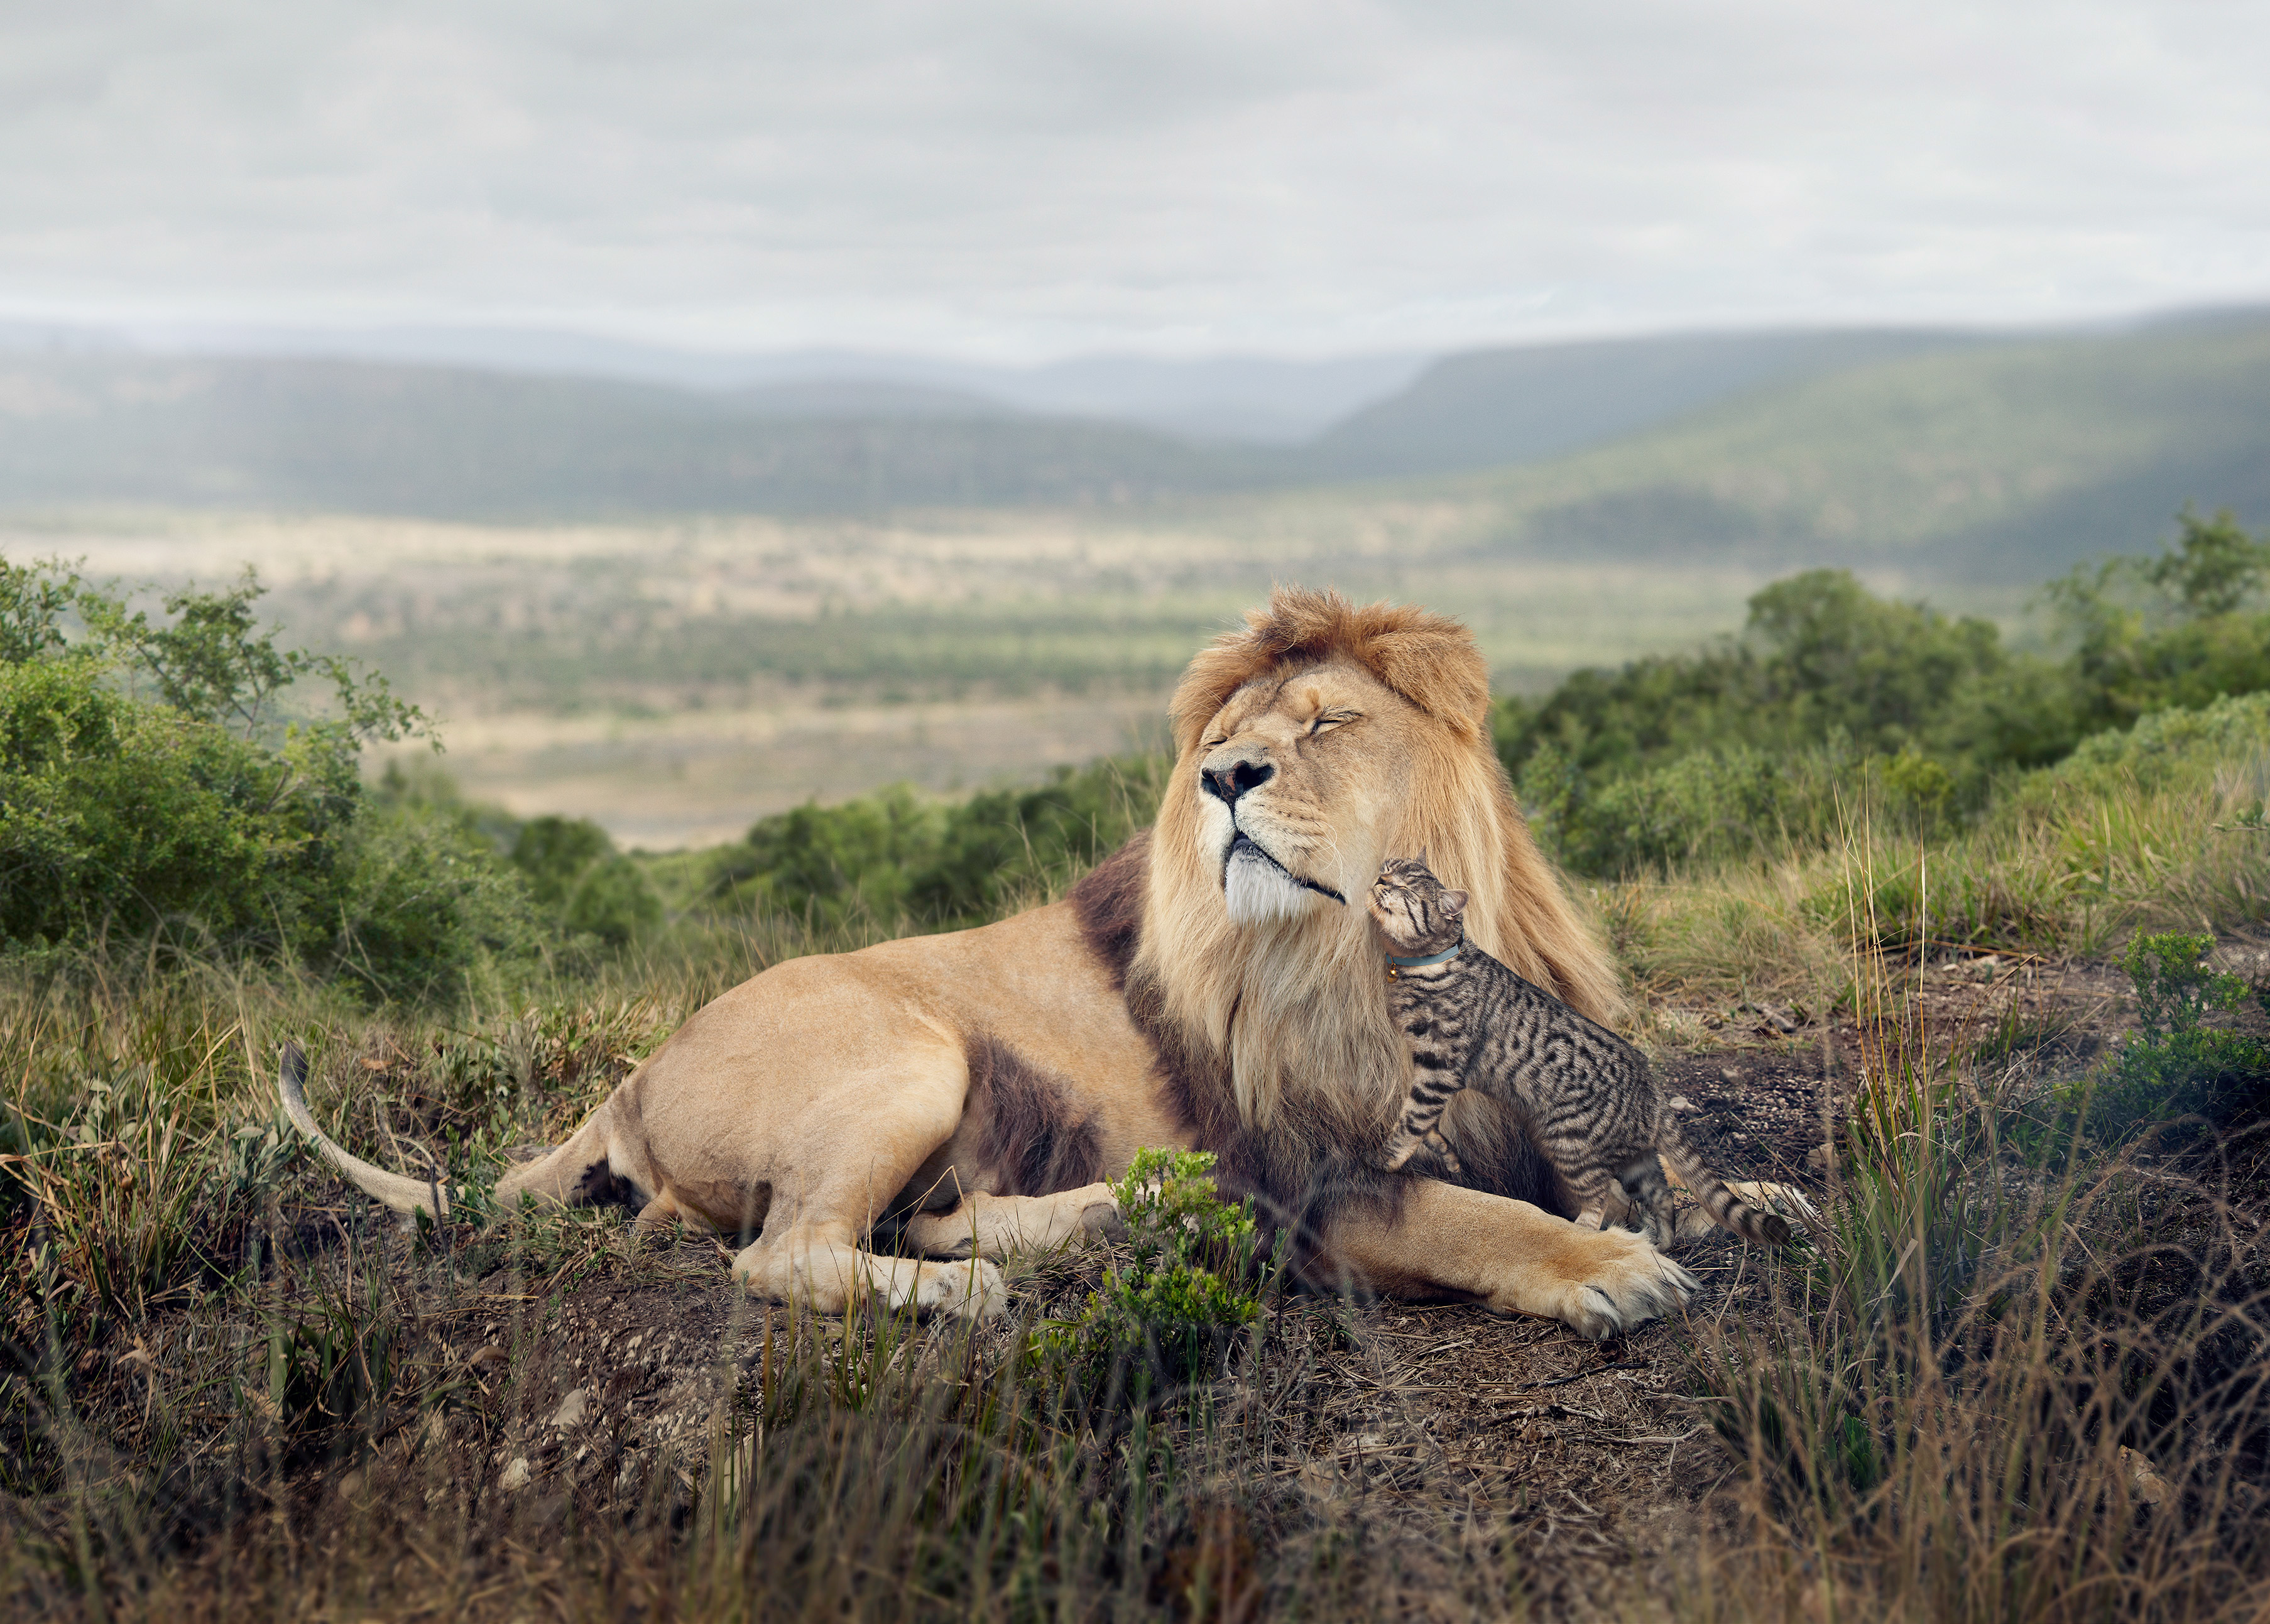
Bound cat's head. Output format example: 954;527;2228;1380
1367;854;1468;954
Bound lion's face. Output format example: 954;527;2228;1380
1189;661;1421;929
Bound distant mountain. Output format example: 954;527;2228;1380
3;311;2267;582
1299;327;1992;479
727;378;1020;419
0;320;1428;445
1453;312;2270;580
0;355;1267;516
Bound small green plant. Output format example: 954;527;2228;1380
1035;1148;1269;1410
2060;928;2269;1136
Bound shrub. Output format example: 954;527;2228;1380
327;804;544;1001
716;785;944;925
711;756;1167;930
1035;1148;1269;1409
1502;518;2270;879
511;814;661;947
2060;929;2270;1137
0;555;544;997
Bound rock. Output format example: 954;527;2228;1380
467;1343;508;1376
1666;1095;1699;1114
1806;1143;1836;1170
550;1387;589;1431
500;1457;533;1491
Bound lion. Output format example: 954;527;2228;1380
281;587;1698;1339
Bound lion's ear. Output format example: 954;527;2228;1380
1439;888;1470;917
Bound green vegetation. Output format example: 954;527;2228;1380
1500;508;2270;881
0;559;543;998
1698;930;2269;1621
2055;929;2270;1139
706;756;1167;930
1035;1148;1270;1407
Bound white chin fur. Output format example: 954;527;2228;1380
1224;849;1323;925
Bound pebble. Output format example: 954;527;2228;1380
550;1387;589;1431
500;1457;533;1491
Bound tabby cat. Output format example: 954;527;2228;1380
1369;856;1790;1248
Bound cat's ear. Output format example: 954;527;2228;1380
1415;846;1429;868
1439;888;1470;916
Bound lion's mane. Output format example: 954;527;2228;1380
1072;587;1626;1253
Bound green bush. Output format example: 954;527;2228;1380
0;656;336;951
906;758;1165;922
1502;515;2270;878
0;555;545;997
715;785;945;925
710;756;1166;930
328;804;544;1001
1521;737;1858;876
2053;506;2270;734
1035;1148;1268;1409
1497;568;2053;796
511;814;661;947
2060;929;2270;1137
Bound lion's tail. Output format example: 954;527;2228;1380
1660;1118;1791;1246
278;1042;456;1219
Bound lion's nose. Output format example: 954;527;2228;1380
1202;760;1275;804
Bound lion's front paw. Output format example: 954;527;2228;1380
917;1257;1007;1321
1514;1224;1697;1341
1078;1199;1125;1241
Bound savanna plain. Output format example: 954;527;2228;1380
4;484;2270;1622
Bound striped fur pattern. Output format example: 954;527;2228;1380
1371;857;1790;1248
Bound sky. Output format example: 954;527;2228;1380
4;1;2268;362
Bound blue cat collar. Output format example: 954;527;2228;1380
1385;944;1461;970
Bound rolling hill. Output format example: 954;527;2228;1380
1296;326;1990;479
2;309;2266;581
0;355;1269;516
1445;312;2270;579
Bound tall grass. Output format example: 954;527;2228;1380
1684;822;2270;1623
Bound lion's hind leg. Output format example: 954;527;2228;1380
730;1048;1008;1320
901;1184;1123;1259
733;1228;1005;1319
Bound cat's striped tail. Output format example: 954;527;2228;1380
1660;1119;1792;1245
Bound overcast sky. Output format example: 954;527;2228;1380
4;1;2267;361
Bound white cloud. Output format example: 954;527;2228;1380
1;0;2265;357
